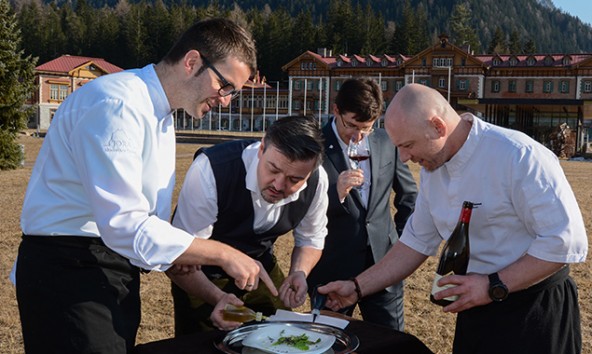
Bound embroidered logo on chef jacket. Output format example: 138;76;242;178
104;129;136;153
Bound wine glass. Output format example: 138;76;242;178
347;134;370;189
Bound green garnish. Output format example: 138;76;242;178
272;329;321;351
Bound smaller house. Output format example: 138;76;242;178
29;55;123;130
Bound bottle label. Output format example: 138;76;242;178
431;273;460;302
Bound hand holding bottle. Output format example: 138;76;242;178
210;293;247;331
430;201;480;307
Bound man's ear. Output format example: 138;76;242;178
183;50;201;76
258;137;265;158
332;104;340;117
430;116;447;137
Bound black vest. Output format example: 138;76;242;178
198;140;319;278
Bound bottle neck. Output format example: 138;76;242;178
459;207;473;223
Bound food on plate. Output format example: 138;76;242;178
271;330;322;350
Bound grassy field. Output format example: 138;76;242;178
0;133;590;353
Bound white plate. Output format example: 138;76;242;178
241;323;336;354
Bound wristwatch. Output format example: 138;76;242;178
488;272;509;302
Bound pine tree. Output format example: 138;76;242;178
0;0;37;170
508;29;522;54
449;2;480;53
487;26;506;54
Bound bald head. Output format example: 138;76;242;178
384;84;467;170
385;84;451;140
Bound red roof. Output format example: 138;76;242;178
35;55;123;74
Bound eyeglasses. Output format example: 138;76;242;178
201;55;240;99
339;114;374;134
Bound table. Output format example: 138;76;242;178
132;313;435;354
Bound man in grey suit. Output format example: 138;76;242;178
307;78;417;330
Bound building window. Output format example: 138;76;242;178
351;58;358;67
396;58;403;66
294;81;301;90
544;56;553;66
492;80;500;93
337;59;343;67
509;57;518;66
525;80;534;93
366;58;372;67
307;81;314;91
527;57;536;66
50;84;68;101
439;78;446;88
421;58;427;66
293;100;301;110
562;56;571;66
395;81;404;91
381;81;388;91
381;58;388;67
432;57;452;67
560;81;569;93
543;80;553;93
508;80;517;93
458;79;468;91
335;80;341;91
300;61;316;70
419;79;429;86
492;58;501;66
584;81;592;93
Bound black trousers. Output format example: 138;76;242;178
16;235;141;354
454;266;581;354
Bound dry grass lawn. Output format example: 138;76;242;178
0;133;590;353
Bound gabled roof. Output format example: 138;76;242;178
35;55;123;74
281;50;334;71
477;53;592;68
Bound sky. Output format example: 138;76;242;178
552;0;592;26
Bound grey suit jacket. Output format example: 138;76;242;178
307;120;417;292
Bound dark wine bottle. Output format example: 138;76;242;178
430;201;479;306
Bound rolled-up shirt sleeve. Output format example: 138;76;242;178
292;167;329;249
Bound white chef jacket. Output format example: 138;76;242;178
17;64;194;273
400;113;588;274
172;141;328;249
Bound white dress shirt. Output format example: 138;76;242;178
17;64;194;274
172;141;328;249
400;114;588;274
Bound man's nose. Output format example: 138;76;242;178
273;176;286;191
351;131;364;143
399;150;411;162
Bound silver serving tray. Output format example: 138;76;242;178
214;321;359;354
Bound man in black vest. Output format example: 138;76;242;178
169;115;329;334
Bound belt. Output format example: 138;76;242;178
22;234;106;248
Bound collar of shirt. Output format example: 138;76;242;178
143;64;174;121
443;113;483;177
243;141;305;209
331;118;348;153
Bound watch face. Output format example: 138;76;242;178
491;285;508;301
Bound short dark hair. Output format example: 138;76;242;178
335;78;383;122
263;116;324;168
162;18;257;76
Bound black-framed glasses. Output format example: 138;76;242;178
201;55;240;99
339;114;374;134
